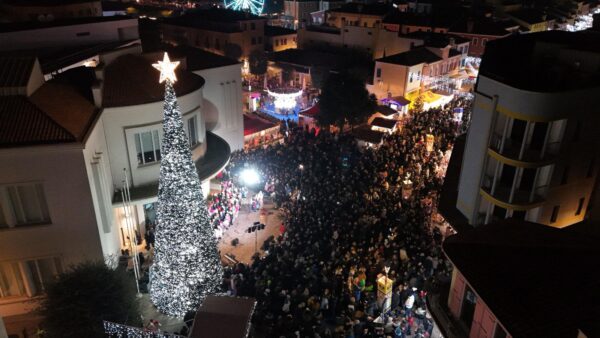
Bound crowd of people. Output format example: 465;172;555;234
218;97;471;338
207;180;245;239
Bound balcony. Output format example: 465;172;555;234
489;133;560;168
480;182;546;211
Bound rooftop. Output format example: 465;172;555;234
376;47;441;66
189;296;256;338
507;9;551;24
382;11;453;28
0;15;134;33
0;55;36;88
2;0;99;6
102;54;205;107
402;31;470;48
244;114;278;136
0;66;97;148
449;18;512;36
265;25;297;37
444;219;600;338
330;2;392;16
479;30;600;92
162;8;263;32
352;126;384;144
370;117;397;129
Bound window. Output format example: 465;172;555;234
282;38;286;44
473;37;478;46
368;31;372;35
242;23;247;30
26;258;62;294
561;166;569;184
275;39;279;46
76;31;90;37
215;38;220;50
135;130;161;165
6;183;50;226
251;37;256;45
251;22;256;30
376;68;381;77
587;158;595;178
187;115;199;147
482;38;488;46
258;37;263;44
0;262;25;298
576;198;585;216
550;206;560;223
0;199;7;228
409;73;413;83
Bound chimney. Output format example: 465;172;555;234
467;18;474;33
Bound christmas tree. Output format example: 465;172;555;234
149;53;223;317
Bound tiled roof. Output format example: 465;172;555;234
507;9;551;24
376;47;441;66
0;96;76;147
403;31;471;47
102;54;205;107
370;117;396;129
444;219;600;338
0;55;36;89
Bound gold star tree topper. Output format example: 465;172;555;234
153;52;180;83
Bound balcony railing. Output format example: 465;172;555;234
481;182;546;209
489;133;560;165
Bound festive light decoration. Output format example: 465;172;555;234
103;321;185;338
149;53;223;317
267;88;303;110
224;0;265;15
153;53;180;84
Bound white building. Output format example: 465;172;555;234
454;31;600;228
0;44;243;336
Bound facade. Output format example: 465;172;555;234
265;25;298;52
0;0;101;22
448;19;513;57
0;16;139;51
325;2;389;29
0;45;243;336
161;8;266;60
453;31;600;228
506;9;555;32
283;0;320;29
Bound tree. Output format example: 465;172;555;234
317;72;377;129
249;49;268;77
411;94;424;114
40;261;140;338
224;43;243;61
309;66;329;90
149;54;223;317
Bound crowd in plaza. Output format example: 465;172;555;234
207;180;245;238
219;97;471;338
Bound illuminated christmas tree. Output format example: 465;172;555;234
149;53;223;317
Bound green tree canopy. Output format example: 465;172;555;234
249;50;268;76
317;71;377;129
40;261;140;338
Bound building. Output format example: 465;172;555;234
0;44;243;336
0;16;139;52
369;117;398;133
0;0;102;22
370;32;468;101
161;8;266;60
243;114;281;149
382;11;451;34
506;9;555;32
446;30;600;229
326;2;390;29
264;25;297;52
439;219;600;338
283;0;320;29
448;18;513;57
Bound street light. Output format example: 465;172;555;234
240;168;260;186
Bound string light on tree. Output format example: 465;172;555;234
149;53;223;317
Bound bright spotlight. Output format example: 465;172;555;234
240;168;260;186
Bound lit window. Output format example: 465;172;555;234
5;183;51;226
0;262;25;298
135;130;161;166
376;68;381;77
187;115;199;147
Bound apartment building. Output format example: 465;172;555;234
453;31;600;228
